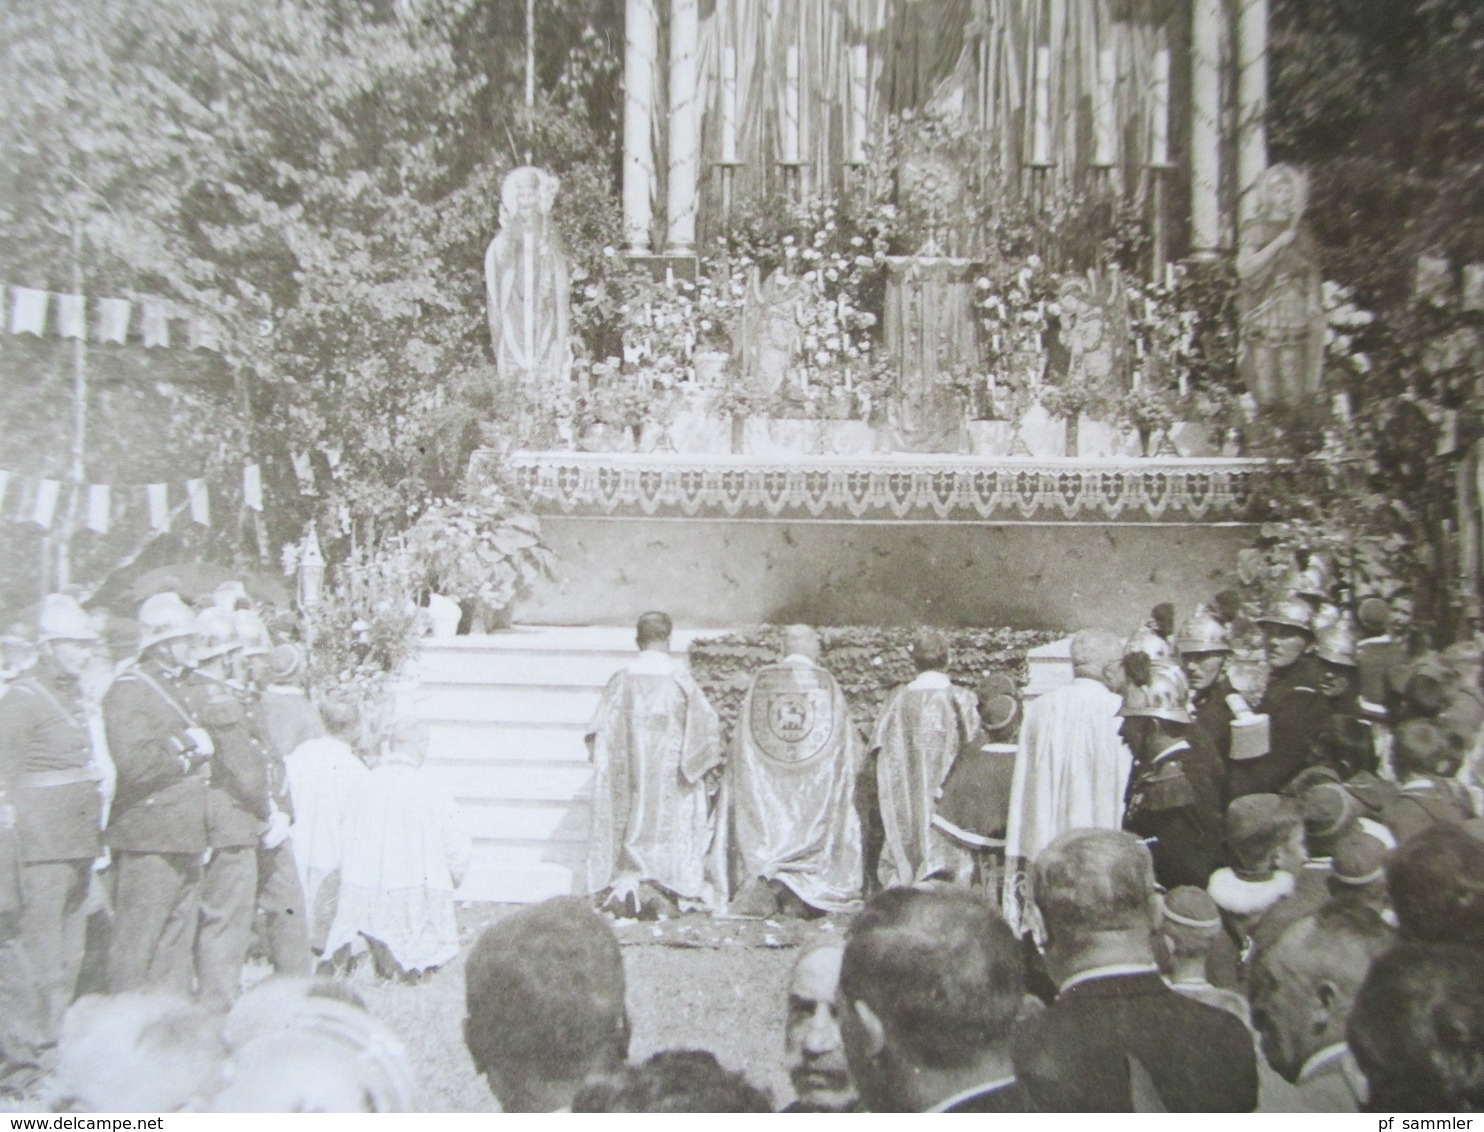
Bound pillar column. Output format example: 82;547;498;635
1236;0;1268;219
623;0;658;254
1190;0;1222;255
666;0;700;254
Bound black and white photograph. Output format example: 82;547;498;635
1;0;1482;1114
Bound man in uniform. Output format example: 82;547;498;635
716;625;861;918
189;607;271;1011
586;612;723;918
868;629;980;889
1310;616;1375;779
1178;608;1237;769
1231;596;1326;798
1118;657;1224;891
0;595;105;1037
103;592;211;996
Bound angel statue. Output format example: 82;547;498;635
485;167;573;403
1236;163;1325;408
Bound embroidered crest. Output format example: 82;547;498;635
748;666;835;764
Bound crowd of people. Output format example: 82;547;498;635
2;554;1483;1111
0;582;470;1106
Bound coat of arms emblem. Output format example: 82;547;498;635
748;667;835;764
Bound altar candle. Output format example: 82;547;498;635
1094;47;1116;166
989;372;997;397
1333;391;1352;422
850;45;869;163
722;46;738;164
1136;336;1145;358
1150;48;1170;166
1165;261;1176;291
1178;370;1188;397
785;46;801;165
1133;368;1143;389
1032;46;1052;165
993;332;1001;353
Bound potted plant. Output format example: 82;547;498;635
1114;384;1178;457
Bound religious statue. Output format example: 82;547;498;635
737;266;803;406
1236;164;1325;408
484;166;572;399
1054;273;1127;390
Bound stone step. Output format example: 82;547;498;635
424;721;591;764
426;625;730;652
412;685;602;725
426;761;593;804
458;799;592;843
416;649;630;689
458;859;578;904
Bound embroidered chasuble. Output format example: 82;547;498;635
869;672;981;888
586;652;724;906
712;657;863;913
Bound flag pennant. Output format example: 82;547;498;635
188;317;221;352
32;478;61;528
97;298;131;344
86;484;111;534
147;483;170;531
141;301;170;348
243;463;263;512
10;287;49;336
57;293;86;339
186;478;210;525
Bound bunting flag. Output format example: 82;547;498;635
57;293;86;340
97;297;132;344
10;287;48;336
243;463;263;512
146;483;170;531
290;451;315;493
189;319;221;352
186;478;210;525
141;300;171;348
32;479;61;529
86;483;111;534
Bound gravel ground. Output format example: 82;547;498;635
352;907;850;1112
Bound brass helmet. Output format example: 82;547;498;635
1285;554;1334;603
1175;608;1232;655
37;594;101;644
1313;614;1359;667
1311;602;1343;636
1125;625;1177;666
192;607;242;664
1120;660;1193;724
137;592;197;651
1258;594;1315;635
233;608;272;658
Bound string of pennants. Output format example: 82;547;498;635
5;285;222;351
0;464;267;536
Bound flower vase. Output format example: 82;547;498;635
426;593;461;639
1137;425;1152;457
730;414;746;455
1065;415;1081;458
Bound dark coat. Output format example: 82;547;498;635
187;675;270;850
1230;656;1327;798
1012;972;1258;1112
103;660;209;856
0;671;101;863
1191;676;1236;769
1123;732;1225;890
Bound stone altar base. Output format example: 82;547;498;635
510;451;1262;632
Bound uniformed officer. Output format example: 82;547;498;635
1118;655;1225;890
102;592;211;996
1230;595;1327;798
0;595;105;1035
189;608;270;1011
1178;608;1237;769
1310;615;1376;779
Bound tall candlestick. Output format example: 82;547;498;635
1032;46;1052;165
721;46;738;164
1094;47;1116;166
1150;48;1170;166
850;45;869;164
1133;368;1143;389
1166;261;1176;291
785;47;801;165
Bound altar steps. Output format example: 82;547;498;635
406;626;730;905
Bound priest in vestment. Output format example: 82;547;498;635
1002;629;1131;936
586;612;724;918
868;629;981;888
713;625;862;917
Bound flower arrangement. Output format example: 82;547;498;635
1113;384;1178;455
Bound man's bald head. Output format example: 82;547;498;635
1069;630;1125;681
783;625;821;662
1250;905;1393;1083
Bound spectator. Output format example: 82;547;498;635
322;717;469;980
837;886;1024;1112
1207;794;1318;975
1383;718;1475;843
1249;906;1392;1111
464;897;629;1112
573;1050;772;1112
1013;829;1257;1111
931;671;1021;895
1348;943;1484;1111
1386;822;1484;946
1325;830;1394;924
781;942;858;1112
1159;886;1249;1026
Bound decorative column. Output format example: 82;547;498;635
1236;0;1268;217
666;0;699;254
623;0;658;254
1190;0;1222;255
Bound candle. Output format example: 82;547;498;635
844;367;854;392
989;372;998;396
993;332;1001;353
1032;46;1052;165
1145;295;1154;321
1178;370;1188;397
1094;47;1116;165
1133;369;1143;389
1165;261;1176;291
1333;391;1351;422
785;46;801;165
721;46;738;164
850;44;869;164
666;264;675;287
1150;48;1170;166
1136;336;1145;358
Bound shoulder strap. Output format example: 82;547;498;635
126;666;201;731
13;676;84;732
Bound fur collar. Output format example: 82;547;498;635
1207;867;1295;916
